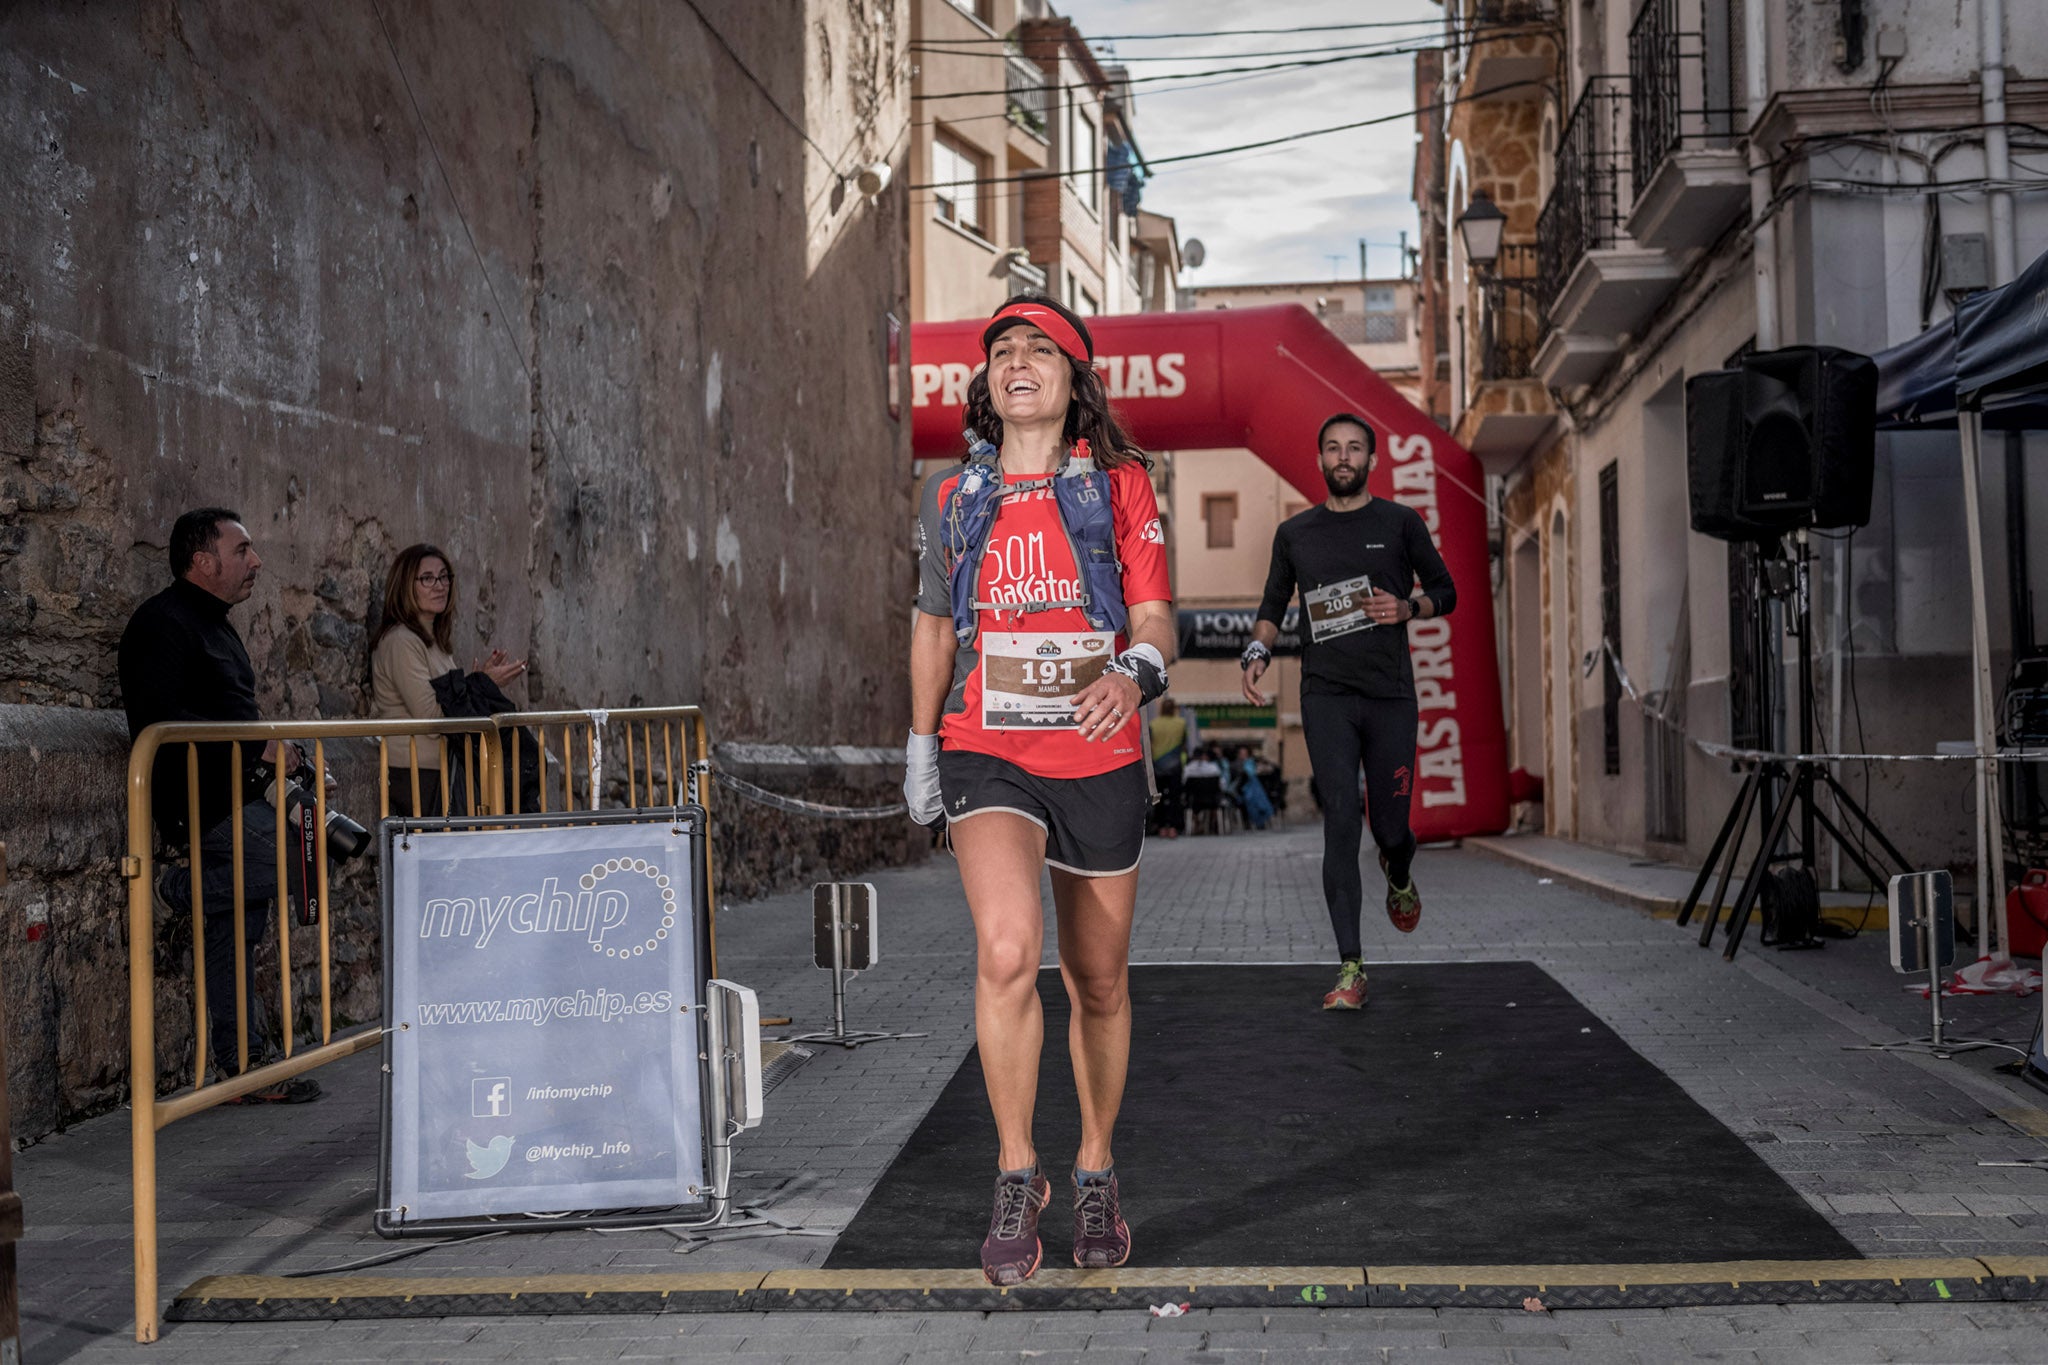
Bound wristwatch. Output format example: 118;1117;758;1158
1405;597;1423;623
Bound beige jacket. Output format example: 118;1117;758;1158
371;627;459;770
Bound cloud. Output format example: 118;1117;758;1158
1056;0;1442;284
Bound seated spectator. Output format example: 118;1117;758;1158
1148;698;1188;839
120;507;322;1104
370;544;527;816
1234;745;1275;830
1183;747;1228;836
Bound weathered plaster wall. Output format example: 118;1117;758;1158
0;0;916;1140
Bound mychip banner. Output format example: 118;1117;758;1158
379;812;708;1232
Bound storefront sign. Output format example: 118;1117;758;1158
1176;606;1303;660
1190;703;1278;730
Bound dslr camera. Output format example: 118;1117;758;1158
247;748;372;924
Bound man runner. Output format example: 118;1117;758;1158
1240;413;1455;1009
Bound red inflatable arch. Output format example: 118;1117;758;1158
909;303;1509;842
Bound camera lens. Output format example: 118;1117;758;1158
325;810;372;862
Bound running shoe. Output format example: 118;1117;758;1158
1322;958;1367;1010
1072;1170;1132;1268
980;1169;1051;1286
227;1076;323;1105
1381;851;1422;933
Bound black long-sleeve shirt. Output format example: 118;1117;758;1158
119;578;262;841
1255;498;1456;701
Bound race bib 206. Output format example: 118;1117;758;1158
1303;574;1376;643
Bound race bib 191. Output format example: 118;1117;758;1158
980;632;1112;729
1303;574;1376;642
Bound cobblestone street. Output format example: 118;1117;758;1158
15;826;2048;1361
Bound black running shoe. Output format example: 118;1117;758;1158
980;1169;1051;1286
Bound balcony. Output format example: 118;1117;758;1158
1534;75;1679;389
1458;242;1557;475
1005;54;1050;140
1624;0;1747;251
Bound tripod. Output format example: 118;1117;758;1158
1680;532;1912;959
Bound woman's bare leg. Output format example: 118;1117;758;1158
951;811;1052;1171
1051;866;1136;1172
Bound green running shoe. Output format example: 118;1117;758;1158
1322;958;1367;1010
1381;851;1422;933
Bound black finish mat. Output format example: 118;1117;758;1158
825;962;1858;1269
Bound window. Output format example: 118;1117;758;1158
944;0;993;23
931;132;985;237
1069;103;1099;211
1079;285;1098;316
1202;494;1238;549
1598;462;1621;776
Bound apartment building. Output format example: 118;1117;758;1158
1416;0;2048;882
910;0;1179;326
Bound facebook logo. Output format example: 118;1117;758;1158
472;1077;511;1119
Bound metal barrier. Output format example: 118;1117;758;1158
491;706;720;970
126;706;722;1341
125;717;499;1343
2;843;19;1365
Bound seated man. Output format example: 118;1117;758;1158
120;507;322;1104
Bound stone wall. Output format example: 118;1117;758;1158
0;0;920;1141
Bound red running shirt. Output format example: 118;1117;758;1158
915;460;1172;779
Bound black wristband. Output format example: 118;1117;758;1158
1105;650;1168;706
1240;639;1273;670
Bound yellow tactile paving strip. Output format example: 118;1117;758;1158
172;1256;2045;1311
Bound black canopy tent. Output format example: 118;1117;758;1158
1871;245;2048;999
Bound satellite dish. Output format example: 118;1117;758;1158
1183;238;1206;269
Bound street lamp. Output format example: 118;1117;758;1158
1454;192;1507;272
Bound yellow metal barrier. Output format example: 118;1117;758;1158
125;717;498;1344
491;706;720;974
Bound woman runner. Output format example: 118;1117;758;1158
903;294;1174;1285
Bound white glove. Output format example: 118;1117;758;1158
904;730;943;826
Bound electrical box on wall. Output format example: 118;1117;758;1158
1944;234;1991;295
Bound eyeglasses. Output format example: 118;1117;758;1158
415;572;453;587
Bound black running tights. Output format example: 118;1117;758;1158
1301;691;1419;960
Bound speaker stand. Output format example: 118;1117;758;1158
1679;534;1913;958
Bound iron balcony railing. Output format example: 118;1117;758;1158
1006;54;1050;137
1627;0;1741;202
1535;75;1632;316
1479;242;1541;380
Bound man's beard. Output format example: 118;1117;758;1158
1322;462;1367;497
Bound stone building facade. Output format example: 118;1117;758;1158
1415;0;2048;894
0;0;914;1139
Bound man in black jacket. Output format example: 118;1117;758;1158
120;507;321;1103
1240;415;1456;1010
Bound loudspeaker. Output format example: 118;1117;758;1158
1684;346;1878;541
1739;346;1877;529
1685;369;1766;540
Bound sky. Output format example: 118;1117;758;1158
1053;0;1444;287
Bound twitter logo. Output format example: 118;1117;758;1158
465;1135;513;1180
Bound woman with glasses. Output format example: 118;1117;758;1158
370;543;525;815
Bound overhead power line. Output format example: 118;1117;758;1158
913;37;1440;63
915;31;1540;103
914;17;1476;43
908;78;1547;193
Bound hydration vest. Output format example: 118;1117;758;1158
942;431;1129;646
